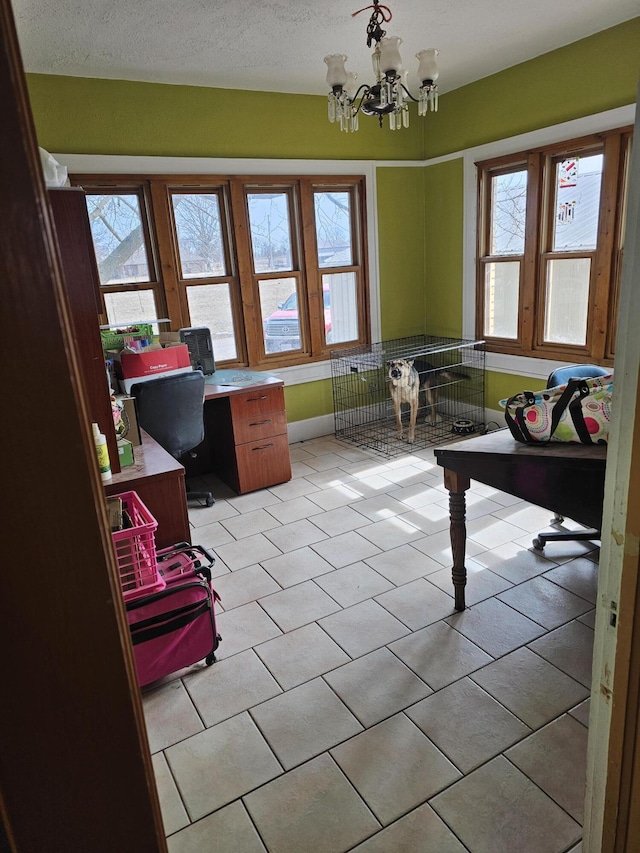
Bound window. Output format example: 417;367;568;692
73;174;369;369
476;127;632;363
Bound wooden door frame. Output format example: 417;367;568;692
0;0;165;848
584;90;640;852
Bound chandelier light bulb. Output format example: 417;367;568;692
378;36;403;76
416;48;440;85
324;54;348;88
345;71;359;100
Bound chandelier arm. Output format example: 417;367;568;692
399;83;420;104
350;83;374;103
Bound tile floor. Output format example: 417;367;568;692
142;433;598;853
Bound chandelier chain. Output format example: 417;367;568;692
351;3;393;48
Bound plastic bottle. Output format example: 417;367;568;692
92;422;112;481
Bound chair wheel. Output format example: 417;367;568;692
532;538;544;552
206;496;215;507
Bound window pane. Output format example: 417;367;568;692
104;289;158;326
86;194;151;285
484;261;519;338
314;191;353;268
322;272;358;345
186;284;237;361
490;171;527;255
260;277;302;354
247;193;293;273
553;155;603;251
544;258;590;345
171;192;226;279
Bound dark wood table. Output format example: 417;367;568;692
434;429;607;611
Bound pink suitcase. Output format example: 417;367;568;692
126;543;221;687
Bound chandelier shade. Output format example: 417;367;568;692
324;1;440;133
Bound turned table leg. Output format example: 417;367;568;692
444;469;470;611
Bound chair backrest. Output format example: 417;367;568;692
130;370;205;460
547;363;611;388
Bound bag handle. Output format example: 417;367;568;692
505;379;584;444
504;390;535;442
568;380;600;444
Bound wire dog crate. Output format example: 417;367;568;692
331;335;485;456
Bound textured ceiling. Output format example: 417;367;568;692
10;0;639;97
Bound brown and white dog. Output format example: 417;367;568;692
388;358;452;443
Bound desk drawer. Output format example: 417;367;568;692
230;386;284;419
235;432;292;493
233;409;287;444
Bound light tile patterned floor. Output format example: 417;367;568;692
142;434;598;853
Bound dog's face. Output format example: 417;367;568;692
388;358;414;382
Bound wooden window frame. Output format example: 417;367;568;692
81;183;167;323
71;173;369;370
475;127;631;366
70;174;370;369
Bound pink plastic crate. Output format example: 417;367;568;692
110;491;164;602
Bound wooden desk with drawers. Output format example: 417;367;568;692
201;375;291;496
106;375;292;547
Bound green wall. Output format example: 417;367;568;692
376;167;426;340
284;379;335;424
422;159;464;339
25;17;640;423
486;371;548;419
26;75;424;161
425;17;640;158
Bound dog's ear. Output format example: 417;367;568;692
408;359;414;367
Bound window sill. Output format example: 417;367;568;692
265;359;332;386
485;351;591;380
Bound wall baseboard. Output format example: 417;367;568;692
287;413;335;444
287;408;506;446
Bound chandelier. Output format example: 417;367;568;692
324;1;439;132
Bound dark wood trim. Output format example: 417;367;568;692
148;180;184;328
229;176;261;364
47;186;122;475
589;135;620;361
524;151;543;352
0;0;166;848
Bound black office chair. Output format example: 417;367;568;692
531;363;610;552
130;370;215;507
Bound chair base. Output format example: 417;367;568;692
186;485;215;507
532;527;600;552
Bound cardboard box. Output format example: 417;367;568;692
118;366;193;395
117;395;141;446
159;331;182;346
112;344;190;380
117;439;135;467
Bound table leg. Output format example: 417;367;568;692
444;469;470;611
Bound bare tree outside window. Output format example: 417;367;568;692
490;171;527;255
86;193;149;285
171;193;225;278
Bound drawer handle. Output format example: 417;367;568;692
252;443;274;451
249;419;272;427
247;395;269;402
